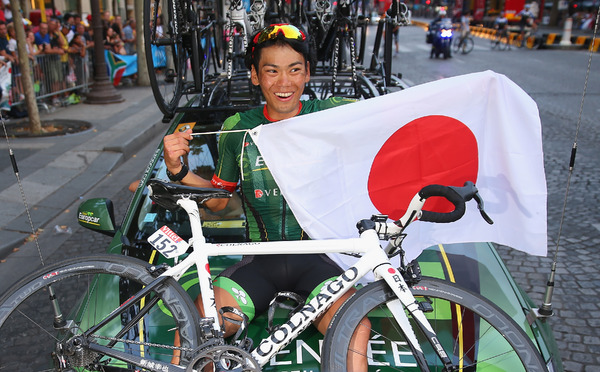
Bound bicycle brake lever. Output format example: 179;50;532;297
473;192;494;225
449;182;494;225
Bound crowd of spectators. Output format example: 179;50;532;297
0;9;137;108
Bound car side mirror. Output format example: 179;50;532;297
77;198;117;236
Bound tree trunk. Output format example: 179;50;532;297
135;0;150;86
10;0;42;134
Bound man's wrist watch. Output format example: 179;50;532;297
166;162;189;182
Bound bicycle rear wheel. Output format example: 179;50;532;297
499;35;510;50
490;36;499;49
461;37;474;54
144;0;188;118
0;254;202;371
321;278;547;371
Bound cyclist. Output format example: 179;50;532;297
517;4;534;43
493;11;509;44
456;10;471;49
163;23;368;370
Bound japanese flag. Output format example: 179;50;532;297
249;71;547;265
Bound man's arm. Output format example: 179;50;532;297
163;129;230;211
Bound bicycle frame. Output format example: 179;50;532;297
155;197;452;369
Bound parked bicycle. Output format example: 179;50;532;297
0;178;549;371
144;0;221;121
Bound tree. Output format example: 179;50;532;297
135;0;149;86
10;0;42;134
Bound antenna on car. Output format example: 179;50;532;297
529;7;600;322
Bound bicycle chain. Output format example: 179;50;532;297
93;334;195;352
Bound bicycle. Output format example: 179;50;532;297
490;28;511;50
144;0;221;121
512;25;541;49
0;177;549;371
452;33;474;54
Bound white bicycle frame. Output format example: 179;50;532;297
157;194;446;368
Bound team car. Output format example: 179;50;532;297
75;109;564;371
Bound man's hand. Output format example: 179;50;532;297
163;128;193;174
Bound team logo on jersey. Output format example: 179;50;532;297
254;188;280;199
231;287;248;305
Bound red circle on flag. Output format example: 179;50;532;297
367;115;478;220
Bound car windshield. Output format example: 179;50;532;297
127;128;246;245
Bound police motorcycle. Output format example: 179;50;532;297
426;16;453;59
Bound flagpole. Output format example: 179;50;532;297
85;0;124;104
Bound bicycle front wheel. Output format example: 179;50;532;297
0;254;202;371
452;37;462;53
144;0;188;118
321;278;547;371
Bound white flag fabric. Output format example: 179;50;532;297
249;71;547;265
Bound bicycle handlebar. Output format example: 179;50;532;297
418;184;466;223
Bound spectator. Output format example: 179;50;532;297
74;13;83;28
75;23;93;49
64;13;78;32
2;0;11;23
44;18;67;105
5;22;23;99
105;27;126;55
111;15;123;38
26;30;40;60
122;18;136;54
68;33;85;57
34;22;51;50
0;21;15;64
6;22;17;61
68;33;86;89
61;22;74;43
102;10;112;38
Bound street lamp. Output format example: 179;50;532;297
85;0;124;104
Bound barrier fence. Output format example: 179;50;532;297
7;53;93;108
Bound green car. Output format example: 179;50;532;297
0;110;563;371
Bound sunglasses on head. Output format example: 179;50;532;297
253;24;306;45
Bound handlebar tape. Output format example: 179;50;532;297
418;185;466;223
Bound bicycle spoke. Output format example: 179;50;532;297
0;256;201;371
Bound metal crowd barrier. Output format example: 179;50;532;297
9;53;92;108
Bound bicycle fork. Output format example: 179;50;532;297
375;262;456;371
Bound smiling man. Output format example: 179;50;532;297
163;24;366;369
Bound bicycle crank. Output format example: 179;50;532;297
186;344;260;372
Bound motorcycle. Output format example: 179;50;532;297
426;18;453;59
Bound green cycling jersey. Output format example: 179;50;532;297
210;97;354;241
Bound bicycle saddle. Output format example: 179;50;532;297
148;178;232;211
